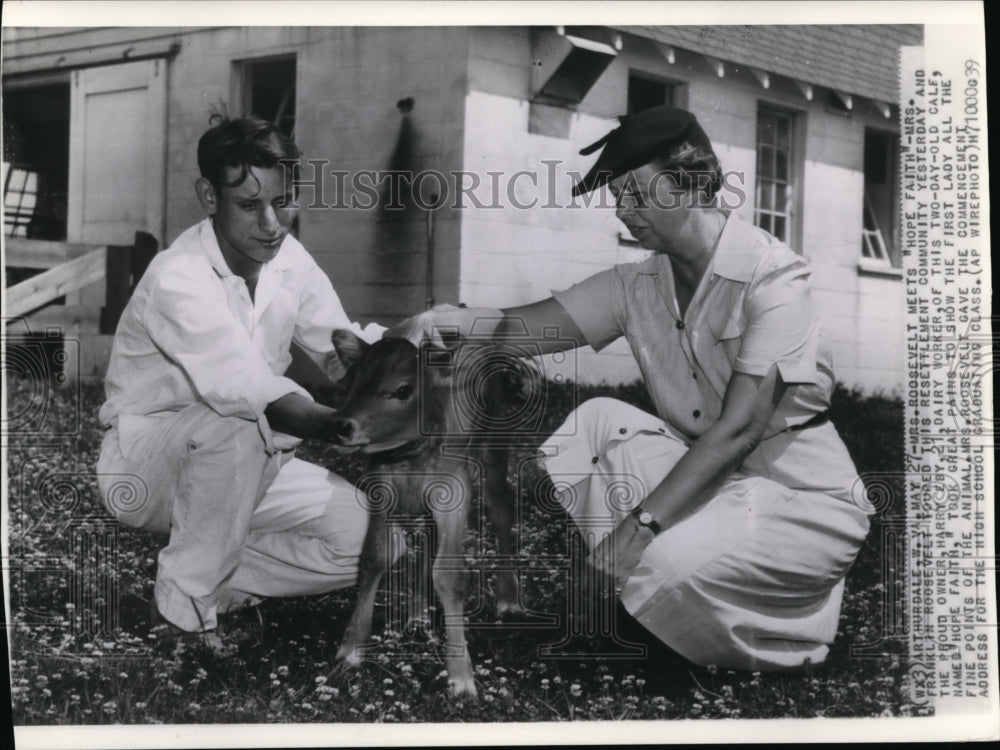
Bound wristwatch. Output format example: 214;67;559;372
630;507;662;535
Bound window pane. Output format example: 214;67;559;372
758;146;774;179
247;57;297;138
776;115;790;148
628;75;670;114
759;181;773;211
775;149;789;181
773;215;786;242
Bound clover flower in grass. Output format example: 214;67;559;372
277;665;289;677
569;683;582;697
102;700;118;716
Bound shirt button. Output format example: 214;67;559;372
592;456;599;464
693;410;701;418
675;320;685;330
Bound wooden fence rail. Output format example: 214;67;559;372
4;232;158;380
4;237;102;269
6;246;109;318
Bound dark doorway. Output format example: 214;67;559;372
3;82;71;241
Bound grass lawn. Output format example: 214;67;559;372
6;374;927;724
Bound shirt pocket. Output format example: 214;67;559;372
705;303;746;341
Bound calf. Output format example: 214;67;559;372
327;330;521;699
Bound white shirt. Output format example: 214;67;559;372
555;212;865;503
100;218;384;448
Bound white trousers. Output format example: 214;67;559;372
97;404;368;632
541;398;871;671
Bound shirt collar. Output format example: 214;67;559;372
633;211;756;284
708;212;756;283
197;217;295;278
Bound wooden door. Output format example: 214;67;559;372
67;59;166;246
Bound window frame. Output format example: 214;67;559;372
753;102;805;252
231;54;298;139
860;127;902;270
626;70;685;114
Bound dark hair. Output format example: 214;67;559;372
649;141;723;203
196;115;300;192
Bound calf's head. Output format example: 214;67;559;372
327;330;443;453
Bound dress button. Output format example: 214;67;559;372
619;428;627;434
592;456;599;464
693;410;701;418
675;320;685;330
692;372;698;380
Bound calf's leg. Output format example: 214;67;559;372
430;477;477;699
335;511;400;667
482;447;523;614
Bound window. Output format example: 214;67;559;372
3;82;71;239
627;73;677;114
862;129;901;268
3;165;38;237
236;56;297;138
754;106;796;244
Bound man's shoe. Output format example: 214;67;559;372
148;596;236;659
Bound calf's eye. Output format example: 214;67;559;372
392;384;413;400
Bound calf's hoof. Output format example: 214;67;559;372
495;575;524;615
448;674;478;700
496;599;526;616
334;645;363;669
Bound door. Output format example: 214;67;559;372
67;59;166;245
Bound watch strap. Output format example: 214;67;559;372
631;506;662;535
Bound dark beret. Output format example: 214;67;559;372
572;105;715;197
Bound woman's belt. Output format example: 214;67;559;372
763;411;830;440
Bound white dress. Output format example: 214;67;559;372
542;213;874;670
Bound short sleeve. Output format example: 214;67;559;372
552;268;626;352
733;260;822;385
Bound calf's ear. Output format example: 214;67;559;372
326;329;369;382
